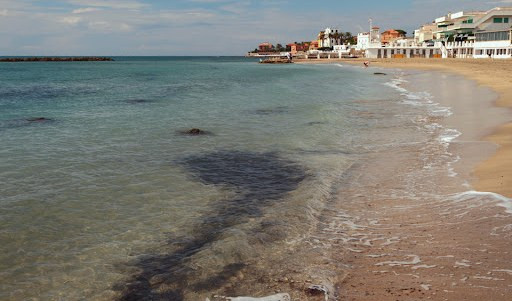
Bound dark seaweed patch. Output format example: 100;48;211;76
26;117;53;122
116;151;306;300
0;117;56;130
0;85;98;100
252;106;289;115
124;99;155;104
294;148;352;156
192;263;246;291
305;121;327;126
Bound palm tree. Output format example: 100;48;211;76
332;32;341;45
343;32;355;44
318;31;325;48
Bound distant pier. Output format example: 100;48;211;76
0;57;114;62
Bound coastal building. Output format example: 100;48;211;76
356;32;370;50
287;43;310;55
258;42;274;52
414;24;436;43
333;44;351;56
365;40;443;59
432;11;487;41
370;26;381;45
309;40;319;51
365;7;512;60
472;7;512;58
381;29;405;44
365;26;443;59
318;27;342;49
445;7;512;59
431;11;481;58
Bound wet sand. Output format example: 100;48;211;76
292;58;512;300
297;58;512;198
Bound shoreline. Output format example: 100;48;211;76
292;58;512;300
296;58;512;199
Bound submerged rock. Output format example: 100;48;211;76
373;72;387;75
125;99;153;104
26;117;52;122
253;106;288;115
305;121;327;126
178;128;213;136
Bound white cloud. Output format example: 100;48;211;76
88;20;132;32
72;7;101;14
59;16;82;25
66;0;147;10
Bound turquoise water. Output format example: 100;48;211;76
1;57;410;300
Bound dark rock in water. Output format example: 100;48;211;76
188;128;203;135
374;72;387;75
125;99;152;104
0;57;114;62
0;117;54;131
253;106;289;115
306;121;327;126
26;117;52;122
179;128;212;136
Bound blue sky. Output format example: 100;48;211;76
0;0;507;55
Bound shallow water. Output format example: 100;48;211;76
0;57;390;300
1;57;509;300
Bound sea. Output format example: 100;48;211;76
0;57;510;300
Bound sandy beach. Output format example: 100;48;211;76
291;58;512;300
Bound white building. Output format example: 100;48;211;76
369;26;381;45
318;27;342;48
365;41;443;59
367;7;512;59
472;7;512;58
333;44;351;55
414;24;436;43
356;32;370;50
432;11;487;41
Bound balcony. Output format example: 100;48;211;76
445;41;475;49
446;23;476;31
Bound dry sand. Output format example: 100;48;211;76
292;58;512;300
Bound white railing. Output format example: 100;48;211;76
445;41;475;49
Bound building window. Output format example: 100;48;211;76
476;31;511;41
494;17;503;23
505;17;509;23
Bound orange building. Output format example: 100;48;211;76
381;29;405;44
287;43;309;54
309;40;319;51
258;42;274;52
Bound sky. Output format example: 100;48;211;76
0;0;510;56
